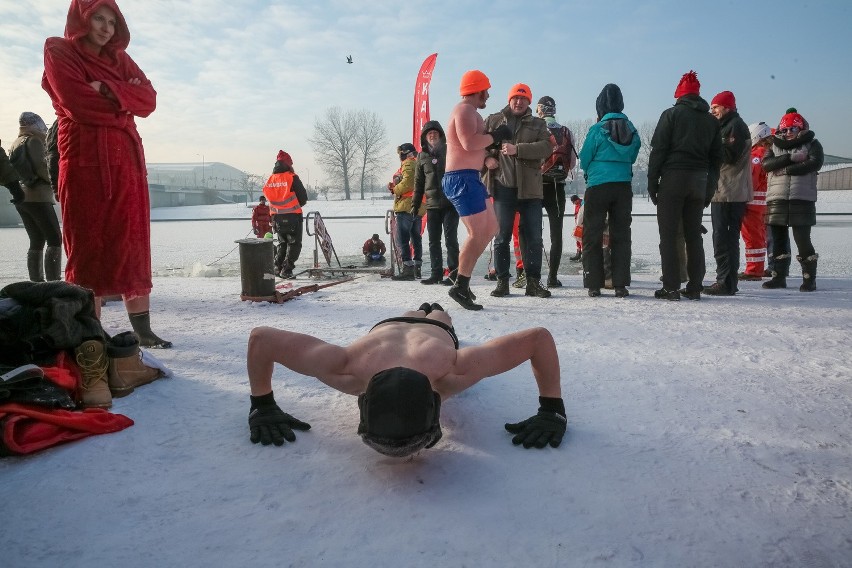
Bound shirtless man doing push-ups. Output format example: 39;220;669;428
246;303;567;457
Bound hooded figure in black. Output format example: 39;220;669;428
413;121;460;285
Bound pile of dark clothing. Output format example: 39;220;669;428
0;281;163;456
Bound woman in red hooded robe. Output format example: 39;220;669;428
42;0;170;348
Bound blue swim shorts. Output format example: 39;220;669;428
442;169;488;217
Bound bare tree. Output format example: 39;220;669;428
353;110;389;200
565;118;596;156
236;171;264;201
635;121;656;172
309;107;359;200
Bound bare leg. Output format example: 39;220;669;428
457;201;498;278
124;294;150;314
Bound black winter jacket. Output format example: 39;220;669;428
413;121;451;210
648;94;723;200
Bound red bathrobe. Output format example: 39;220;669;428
41;0;157;298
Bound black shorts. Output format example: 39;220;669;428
370;317;459;349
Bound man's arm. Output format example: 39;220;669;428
246;326;360;396
457;105;500;151
447;327;566;449
245;326;360;447
441;327;561;399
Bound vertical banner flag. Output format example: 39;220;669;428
413;53;438;152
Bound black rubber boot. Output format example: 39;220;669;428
762;254;790;289
44;246;62;281
128;311;173;349
798;254;818;292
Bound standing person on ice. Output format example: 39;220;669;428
442;70;512;310
251;195;272;238
739;122;773;280
388;143;424;281
760;111;824;292
244;303;567;456
412;121;460;286
42;0;170;348
263;150;308;279
7;112;63;282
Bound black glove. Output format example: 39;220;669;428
4;181;24;205
504;396;567;449
489;124;512;145
248;392;311;446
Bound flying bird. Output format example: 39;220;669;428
346;55;353;64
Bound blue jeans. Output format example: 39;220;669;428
493;184;544;280
394;212;422;264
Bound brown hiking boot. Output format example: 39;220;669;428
107;332;164;397
75;339;112;409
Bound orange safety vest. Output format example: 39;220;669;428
263;172;302;215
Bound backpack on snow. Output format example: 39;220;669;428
541;125;577;182
8;137;39;188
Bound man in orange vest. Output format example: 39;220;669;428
262;150;308;278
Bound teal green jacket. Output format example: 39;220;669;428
579;112;640;188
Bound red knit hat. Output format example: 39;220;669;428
276;150;292;166
508;83;532;103
674;70;700;99
710;90;736;110
459;70;491;96
779;112;805;130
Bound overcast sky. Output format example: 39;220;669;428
1;0;850;187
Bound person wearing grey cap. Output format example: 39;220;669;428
7;112;63;282
536;96;577;288
245;303;567;456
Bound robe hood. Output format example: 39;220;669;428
64;0;130;54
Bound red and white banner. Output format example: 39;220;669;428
412;53;438;152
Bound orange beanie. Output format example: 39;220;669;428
459;70;491;96
508;83;532;103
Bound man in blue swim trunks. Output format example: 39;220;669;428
245;304;567;457
442;70;513;310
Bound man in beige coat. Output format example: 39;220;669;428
483;83;554;299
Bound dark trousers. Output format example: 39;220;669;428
272;213;303;271
425;205;459;276
766;224;791;272
657;170;707;292
542;179;566;279
769;225;815;276
15;202;62;250
394;212;422;264
710;201;747;291
493;184;544;280
582;182;633;288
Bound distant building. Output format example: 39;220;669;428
818;155;852;191
146;162;261;207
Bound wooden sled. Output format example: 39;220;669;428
240;277;355;303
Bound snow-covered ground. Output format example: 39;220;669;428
1;195;851;567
